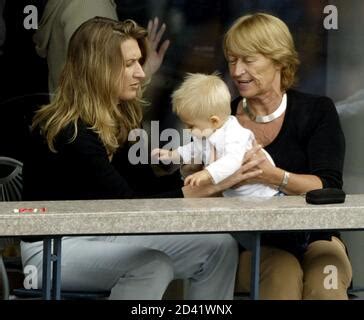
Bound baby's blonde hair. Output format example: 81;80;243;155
172;73;231;121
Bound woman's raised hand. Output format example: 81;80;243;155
143;17;170;78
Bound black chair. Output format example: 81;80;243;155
0;93;49;299
0;157;109;300
0;95;111;299
0;156;23;201
0;156;110;300
0;156;23;300
0;94;49;300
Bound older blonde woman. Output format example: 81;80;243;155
21;17;240;300
224;13;352;299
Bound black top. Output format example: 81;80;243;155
23;121;184;201
231;89;345;257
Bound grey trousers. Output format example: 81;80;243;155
21;234;238;300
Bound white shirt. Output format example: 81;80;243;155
177;116;278;197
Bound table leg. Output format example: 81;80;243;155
42;239;52;300
42;237;62;300
52;237;62;300
250;232;261;300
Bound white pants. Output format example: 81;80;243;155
21;234;238;300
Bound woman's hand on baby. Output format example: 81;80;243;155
231;142;267;188
184;169;213;187
216;155;265;191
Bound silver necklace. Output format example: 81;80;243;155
242;93;287;123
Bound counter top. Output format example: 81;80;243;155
1;195;364;236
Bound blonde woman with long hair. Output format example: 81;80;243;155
21;17;242;300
